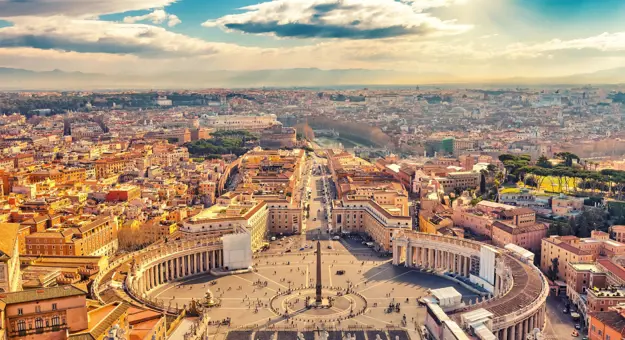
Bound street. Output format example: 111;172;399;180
543;295;583;339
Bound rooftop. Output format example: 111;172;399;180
0;285;86;304
589;311;625;334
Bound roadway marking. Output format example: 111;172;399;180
253;272;288;289
328;264;333;287
232;275;277;292
350;317;369;326
361;314;393;325
357;270;415;294
355;266;392;286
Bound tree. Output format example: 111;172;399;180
547;258;559;281
555;152;580;167
536;155;553;168
498;154;530;183
480;171;487;194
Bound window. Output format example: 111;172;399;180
17;320;26;331
17;308;23;315
52;303;57;310
35;305;41;312
35;318;43;329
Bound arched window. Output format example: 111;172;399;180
17;320;26;331
51;316;60;326
35;318;43;329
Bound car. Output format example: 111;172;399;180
574;324;581;330
332;236;340;240
336;270;345;275
563;308;569;314
327;245;332;249
299;247;305;251
285;249;291;253
313;218;317;221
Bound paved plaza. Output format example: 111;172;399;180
149;237;480;340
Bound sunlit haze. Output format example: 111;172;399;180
2;0;625;87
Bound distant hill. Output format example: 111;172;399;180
0;66;623;90
0;67;452;90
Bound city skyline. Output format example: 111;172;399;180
2;0;625;85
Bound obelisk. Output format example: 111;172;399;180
315;239;322;303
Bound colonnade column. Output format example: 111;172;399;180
211;250;216;269
523;319;528;339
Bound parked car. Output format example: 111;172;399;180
562;308;569;314
574;324;581;330
336;270;345;275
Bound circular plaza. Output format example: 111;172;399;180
144;236;480;339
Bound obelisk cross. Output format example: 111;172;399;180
315;239;323;303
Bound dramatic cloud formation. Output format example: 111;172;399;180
203;0;472;39
0;0;624;84
123;9;181;27
0;17;227;57
0;0;177;18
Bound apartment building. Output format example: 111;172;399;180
588;310;625;340
25;216;119;257
541;232;625;281
552;194;585;217
0;285;89;339
491;208;548;252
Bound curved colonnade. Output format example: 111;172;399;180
124;236;225;312
393;231;549;340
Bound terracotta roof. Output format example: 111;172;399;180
500;207;535;217
493;221;547;235
597;258;625;283
79;217;113;233
0;285;86;304
590;311;625;334
69;302;129;340
557;242;591;256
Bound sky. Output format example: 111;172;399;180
1;0;625;82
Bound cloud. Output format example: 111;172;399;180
123;9;181;27
503;32;625;59
0;17;230;57
0;0;177;18
203;0;472;39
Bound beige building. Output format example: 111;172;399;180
541;231;625;281
332;194;412;252
118;218;178;250
181;193;269;252
25;216;119;257
202;114;278;131
491;208;548;253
